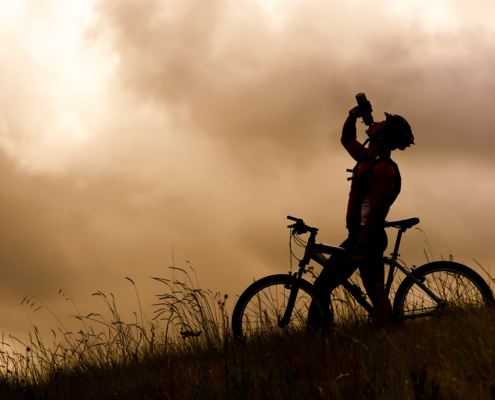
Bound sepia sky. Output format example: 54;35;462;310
1;0;495;340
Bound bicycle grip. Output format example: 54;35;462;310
287;216;300;222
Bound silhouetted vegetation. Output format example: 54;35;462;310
1;265;495;399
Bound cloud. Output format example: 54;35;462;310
90;0;495;163
0;0;495;341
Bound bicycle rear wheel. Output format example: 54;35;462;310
393;261;495;319
232;274;327;338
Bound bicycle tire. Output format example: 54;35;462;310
232;274;328;338
393;261;495;319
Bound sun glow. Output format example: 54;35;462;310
0;0;112;172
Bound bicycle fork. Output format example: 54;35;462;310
278;230;317;328
278;275;301;328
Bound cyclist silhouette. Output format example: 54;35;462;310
309;101;414;330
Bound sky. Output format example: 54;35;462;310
1;0;495;343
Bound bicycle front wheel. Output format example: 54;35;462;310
232;274;327;338
393;261;495;319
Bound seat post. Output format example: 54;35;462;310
391;229;404;260
386;228;404;295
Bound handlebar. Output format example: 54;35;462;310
287;215;318;235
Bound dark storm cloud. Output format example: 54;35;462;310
91;0;351;162
92;0;495;164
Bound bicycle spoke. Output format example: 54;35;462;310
237;279;322;337
397;267;490;317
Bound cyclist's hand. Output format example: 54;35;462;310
349;102;372;119
348;106;361;119
350;242;367;264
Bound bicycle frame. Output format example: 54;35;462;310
291;226;444;318
234;217;494;336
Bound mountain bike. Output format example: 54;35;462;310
232;216;495;338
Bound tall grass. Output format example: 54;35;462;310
0;261;494;399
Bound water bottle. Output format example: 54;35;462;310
355;92;374;126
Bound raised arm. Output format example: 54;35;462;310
341;105;371;161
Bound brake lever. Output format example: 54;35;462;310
290;226;308;235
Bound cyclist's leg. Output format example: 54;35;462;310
358;228;391;328
308;229;360;326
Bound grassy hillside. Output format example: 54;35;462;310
1;269;495;399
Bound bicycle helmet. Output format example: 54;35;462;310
382;112;414;151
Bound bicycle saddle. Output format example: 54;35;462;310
384;217;420;230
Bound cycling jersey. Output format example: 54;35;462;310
346;152;401;229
